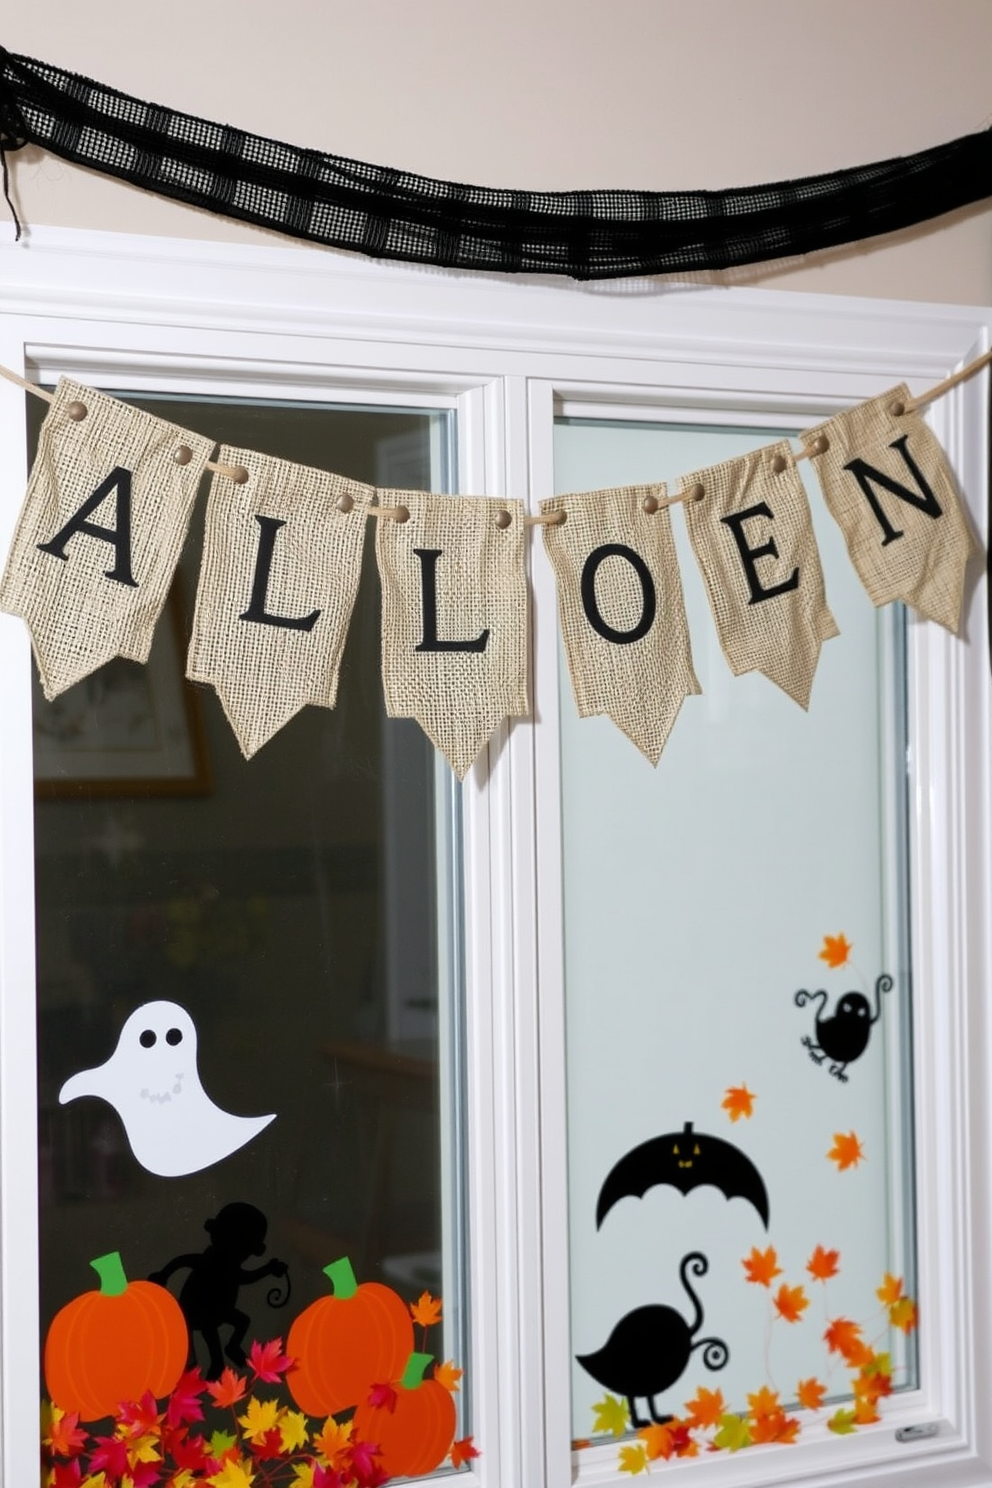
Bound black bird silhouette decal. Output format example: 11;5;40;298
576;1252;728;1428
795;973;893;1082
596;1121;769;1230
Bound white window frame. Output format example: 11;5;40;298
0;227;989;1488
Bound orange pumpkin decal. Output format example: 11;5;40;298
285;1256;414;1416
354;1351;457;1478
44;1251;188;1421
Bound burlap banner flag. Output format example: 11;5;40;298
802;384;978;632
375;492;529;778
540;485;700;763
0;378;213;696
680;442;839;707
186;447;373;756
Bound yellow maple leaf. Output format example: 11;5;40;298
208;1459;255;1488
236;1398;281;1445
889;1296;918;1333
796;1377;827;1411
618;1443;649;1475
721;1085;756;1122
278;1411;308;1454
434;1359;463;1392
742;1245;782;1287
819;934;852;969
126;1435;162;1466
290;1466;315;1488
827;1131;865;1171
714;1413;751;1452
592;1394;630;1438
876;1273;904;1306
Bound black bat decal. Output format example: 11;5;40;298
595;1120;769;1229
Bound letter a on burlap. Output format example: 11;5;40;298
681;442;839;708
0;378;213;697
802;385;978;633
375;492;529;778
186;447;373;756
540;485;700;764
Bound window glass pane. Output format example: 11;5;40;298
556;419;915;1442
32;395;468;1437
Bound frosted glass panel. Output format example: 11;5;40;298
556;420;914;1440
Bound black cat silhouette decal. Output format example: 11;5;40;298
596;1121;769;1229
576;1251;728;1428
795;973;893;1081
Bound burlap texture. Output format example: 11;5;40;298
541;485;700;764
681;442;839;708
186;446;373;757
375;492;529;778
0;378;213;697
802;384;978;633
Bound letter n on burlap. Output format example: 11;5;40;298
802;384;978;633
680;442;838;708
375;492;529;778
0;378;213;697
186;447;373;756
540;485;700;764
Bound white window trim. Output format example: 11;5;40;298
0;226;989;1488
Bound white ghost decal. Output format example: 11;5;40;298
58;1000;276;1177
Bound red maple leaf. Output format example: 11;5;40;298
349;1439;383;1480
167;1430;212;1473
126;1462;161;1488
51;1462;83;1488
205;1368;247;1408
165;1367;206;1427
450;1435;481;1468
251;1428;285;1461
247;1337;295;1383
367;1381;399;1412
89;1436;131;1479
47;1411;88;1458
116;1391;162;1438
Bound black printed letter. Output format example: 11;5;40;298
37;466;138;586
580;544;656;644
843;434;943;546
239;515;321;631
414;548;490;652
720;502;800;605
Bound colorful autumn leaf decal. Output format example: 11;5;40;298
827;1407;858;1435
310;1417;353;1464
721;1085;756;1122
591;1394;630;1438
819;933;853;969
827;1131;865;1170
237;1397;280;1445
773;1283;809;1323
713;1413;752;1452
44;1408;88;1459
208;1458;256;1488
205;1369;248;1409
247;1338;294;1384
277;1412;308;1455
683;1386;725;1430
889;1296;918;1332
409;1291;442;1329
618;1443;649;1475
824;1317;872;1367
434;1359;463;1393
450;1436;479;1469
796;1377;827;1411
806;1245;840;1282
742;1245;782;1287
746;1385;780;1419
366;1381;398;1412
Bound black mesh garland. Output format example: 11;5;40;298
3;47;992;279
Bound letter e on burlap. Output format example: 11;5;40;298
186;447;373;756
802;385;978;633
375;492;529;778
540;485;700;763
0;378;213;697
681;442;838;708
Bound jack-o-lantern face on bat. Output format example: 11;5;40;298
596;1121;769;1230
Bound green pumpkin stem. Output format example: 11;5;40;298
322;1256;358;1299
90;1251;129;1297
401;1352;434;1390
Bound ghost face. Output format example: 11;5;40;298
59;999;275;1178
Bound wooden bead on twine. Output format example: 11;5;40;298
336;493;354;513
495;509;512;530
642;493;659;514
174;445;193;466
770;453;788;474
66;401;88;422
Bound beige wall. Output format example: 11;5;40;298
5;0;992;303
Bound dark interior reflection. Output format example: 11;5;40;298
31;394;456;1353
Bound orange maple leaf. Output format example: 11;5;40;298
410;1291;443;1328
721;1085;756;1122
889;1297;918;1333
746;1386;780;1419
819;934;852;969
311;1417;353;1464
806;1245;840;1282
204;1369;247;1409
875;1273;903;1306
796;1377;827;1412
434;1360;463;1393
639;1423;677;1461
742;1245;782;1287
683;1386;724;1430
450;1436;480;1469
750;1409;800;1445
773;1283;809;1324
824;1317;872;1366
827;1132;865;1170
853;1398;881;1426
